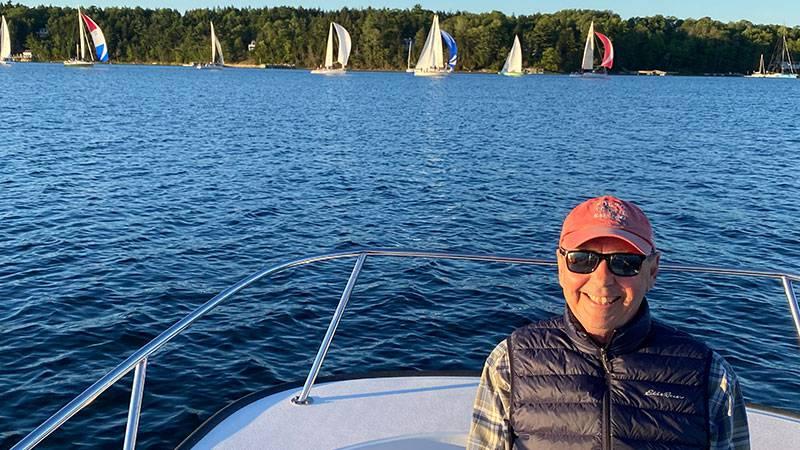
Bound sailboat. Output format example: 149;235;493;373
64;8;108;67
746;35;797;79
310;22;351;74
414;15;449;77
571;21;613;78
746;54;768;78
0;15;11;66
405;38;415;73
197;21;224;69
499;35;523;77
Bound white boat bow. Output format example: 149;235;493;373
10;249;800;449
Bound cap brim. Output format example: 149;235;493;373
560;227;653;255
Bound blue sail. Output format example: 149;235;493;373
440;30;457;71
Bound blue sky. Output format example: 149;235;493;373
16;1;800;26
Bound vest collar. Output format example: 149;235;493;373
564;299;652;355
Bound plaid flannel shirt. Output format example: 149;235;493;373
467;339;750;450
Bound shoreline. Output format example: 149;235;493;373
15;61;753;77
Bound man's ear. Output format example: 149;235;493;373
556;248;565;288
646;252;660;290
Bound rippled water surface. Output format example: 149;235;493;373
2;64;800;448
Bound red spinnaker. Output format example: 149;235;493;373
594;32;614;69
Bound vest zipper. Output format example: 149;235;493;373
600;340;614;450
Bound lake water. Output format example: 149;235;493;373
1;63;799;448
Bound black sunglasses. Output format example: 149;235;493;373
558;247;653;277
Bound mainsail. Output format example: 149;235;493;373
416;14;444;72
500;35;523;74
323;23;334;68
81;12;108;62
440;30;457;71
210;21;224;65
0;15;11;62
581;22;595;71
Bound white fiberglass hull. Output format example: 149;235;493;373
64;59;94;67
310;67;346;75
745;73;798;79
414;69;448;77
499;71;523;77
181;373;800;450
570;71;607;78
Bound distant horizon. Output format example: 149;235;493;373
11;1;800;27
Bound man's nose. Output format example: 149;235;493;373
589;259;617;286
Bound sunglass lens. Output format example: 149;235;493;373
609;254;645;276
566;251;599;274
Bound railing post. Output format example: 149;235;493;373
293;254;367;405
123;359;147;450
781;277;800;341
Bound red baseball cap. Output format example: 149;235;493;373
559;196;655;255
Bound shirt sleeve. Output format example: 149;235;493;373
466;339;512;450
708;351;750;450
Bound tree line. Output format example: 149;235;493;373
1;2;798;73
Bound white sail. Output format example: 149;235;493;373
416;15;444;72
581;21;595;71
215;32;224;65
79;9;87;60
333;23;351;67
210;21;224;65
0;16;11;61
323;23;334;68
501;35;522;74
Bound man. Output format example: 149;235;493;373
468;195;749;450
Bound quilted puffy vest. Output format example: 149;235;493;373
508;301;712;450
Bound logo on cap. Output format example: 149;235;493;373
595;198;628;226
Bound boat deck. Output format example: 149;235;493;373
181;373;800;450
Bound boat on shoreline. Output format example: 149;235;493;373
310;22;351;75
745;35;797;79
10;249;800;449
63;8;108;67
570;21;613;78
499;35;523;77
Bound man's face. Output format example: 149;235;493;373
557;236;659;342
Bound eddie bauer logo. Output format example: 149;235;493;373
645;389;686;400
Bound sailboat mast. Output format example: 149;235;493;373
783;35;795;74
78;9;86;60
407;39;412;70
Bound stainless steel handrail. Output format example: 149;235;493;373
11;248;800;449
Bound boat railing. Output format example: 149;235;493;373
11;248;800;449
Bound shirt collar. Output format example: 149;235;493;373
563;298;652;355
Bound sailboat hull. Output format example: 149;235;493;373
310;68;346;75
745;73;797;79
63;59;94;67
499;71;523;77
413;69;448;77
570;71;607;78
196;63;223;70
